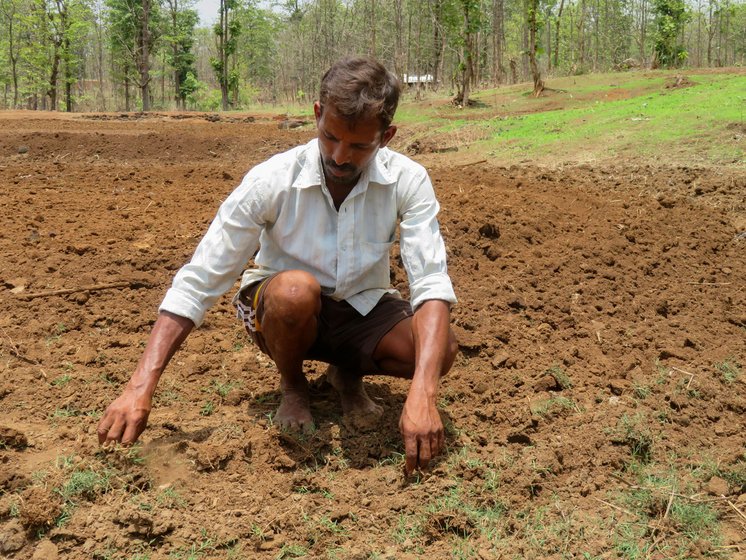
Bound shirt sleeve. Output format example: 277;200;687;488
159;177;265;327
398;170;457;311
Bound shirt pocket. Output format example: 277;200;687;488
357;240;394;286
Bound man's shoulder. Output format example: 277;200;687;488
374;148;429;195
377;147;428;178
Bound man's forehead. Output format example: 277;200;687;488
319;106;382;142
321;104;380;130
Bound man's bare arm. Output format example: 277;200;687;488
97;311;194;445
399;299;454;474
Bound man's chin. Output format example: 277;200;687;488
324;167;359;187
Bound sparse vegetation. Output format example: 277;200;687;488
714;358;741;384
611;413;655;464
547;365;573;389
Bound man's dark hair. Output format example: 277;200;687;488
319;57;401;129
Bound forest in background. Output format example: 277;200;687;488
0;0;745;113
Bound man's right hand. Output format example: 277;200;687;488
97;386;152;446
95;311;194;447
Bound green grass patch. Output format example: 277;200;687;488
714;358;741;384
395;71;746;167
612;462;724;559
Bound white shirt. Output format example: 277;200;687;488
159;139;456;327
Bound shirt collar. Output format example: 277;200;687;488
292;139;396;190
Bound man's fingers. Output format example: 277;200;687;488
104;418;126;445
431;432;442;458
97;416;113;445
121;420;144;446
418;438;432;471
404;436;418;475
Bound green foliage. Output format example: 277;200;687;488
652;0;691;68
547;365;573;389
612;413;655;464
200;400;215;416
614;463;723;557
163;2;198;107
714;358;741;384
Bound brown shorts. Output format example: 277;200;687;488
236;276;413;373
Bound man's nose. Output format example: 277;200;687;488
331;143;350;165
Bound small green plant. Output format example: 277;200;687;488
392;512;424;546
612;413;654;464
531;396;578;417
51;374;72;387
654;359;670;384
276;543;308;559
200;400;215;416
155;389;181;406
547;365;573;389
250;522;268;541
58;468;112;502
613;463;723;557
714;358;741;384
50;406;81;419
157;486;187;509
203;379;239;401
632;382;651;400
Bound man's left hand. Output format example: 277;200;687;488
399;394;444;475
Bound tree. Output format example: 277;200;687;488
106;0;162;111
527;0;545;95
163;0;196;109
212;0;240;110
652;0;690;67
0;0;22;107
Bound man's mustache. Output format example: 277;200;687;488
324;159;356;174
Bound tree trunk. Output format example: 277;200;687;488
125;71;131;112
528;0;544;96
48;50;60;111
139;0;151;111
492;0;505;84
64;35;73;112
220;0;229;110
554;0;565;69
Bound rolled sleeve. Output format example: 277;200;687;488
398;171;457;311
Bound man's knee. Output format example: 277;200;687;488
264;270;321;327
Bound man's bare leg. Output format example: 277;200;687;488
260;271;322;432
326;365;384;430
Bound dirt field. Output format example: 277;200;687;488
0;111;744;559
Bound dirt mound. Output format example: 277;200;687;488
665;74;696;89
0;113;744;558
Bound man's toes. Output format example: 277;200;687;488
300;419;316;434
369;401;384;417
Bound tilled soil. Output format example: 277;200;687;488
0;112;744;559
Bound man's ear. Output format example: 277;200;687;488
313;102;322;125
380;125;397;148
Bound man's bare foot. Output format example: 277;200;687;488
275;380;315;433
326;365;384;430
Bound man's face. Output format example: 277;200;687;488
314;101;396;189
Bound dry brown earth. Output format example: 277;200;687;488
0;111;744;559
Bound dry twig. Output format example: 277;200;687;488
593;497;635;517
728;500;746;523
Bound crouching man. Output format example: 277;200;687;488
97;57;458;474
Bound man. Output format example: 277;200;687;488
97;57;458;474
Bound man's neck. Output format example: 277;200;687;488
324;175;358;210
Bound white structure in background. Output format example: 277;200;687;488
403;74;434;87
